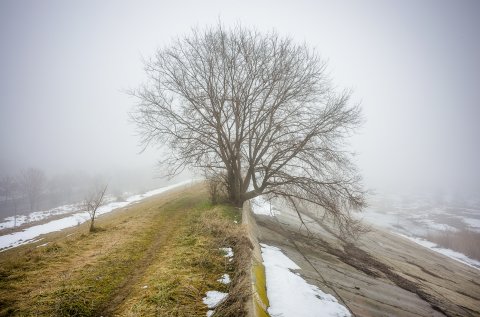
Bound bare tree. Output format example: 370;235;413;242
206;172;226;205
0;175;19;227
0;175;16;203
131;24;366;230
20;168;46;211
83;184;108;232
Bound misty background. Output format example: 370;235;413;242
1;0;479;216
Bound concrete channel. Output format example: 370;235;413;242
243;200;480;317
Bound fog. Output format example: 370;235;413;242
1;0;479;200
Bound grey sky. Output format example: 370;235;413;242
1;0;479;193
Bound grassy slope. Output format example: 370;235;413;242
0;184;243;316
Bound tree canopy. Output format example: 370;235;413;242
132;24;366;234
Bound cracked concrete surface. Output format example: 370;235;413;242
250;205;480;317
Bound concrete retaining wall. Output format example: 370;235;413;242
242;200;270;317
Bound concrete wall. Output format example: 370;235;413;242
242;200;270;317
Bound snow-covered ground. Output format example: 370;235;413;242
261;243;351;317
203;290;228;317
251;195;281;216
253;196;351;315
0;180;193;251
364;193;480;233
463;217;480;229
362;193;480;270
0;203;81;230
399;234;480;269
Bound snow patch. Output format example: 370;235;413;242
251;196;279;216
220;247;233;259
203;290;227;316
203;290;227;308
399;234;480;270
217;273;231;284
261;243;351;317
0;203;80;229
0;213;90;250
418;219;458;232
463;217;480;230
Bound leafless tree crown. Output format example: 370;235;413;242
131;24;366;226
83;184;107;232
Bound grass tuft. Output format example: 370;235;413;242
54;286;94;317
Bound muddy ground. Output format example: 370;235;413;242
252;207;480;317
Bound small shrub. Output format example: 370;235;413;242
206;175;227;205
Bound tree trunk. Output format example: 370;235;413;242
227;169;243;207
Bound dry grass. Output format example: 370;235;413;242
0;195;181;316
117;204;249;317
197;208;253;317
0;184;251;317
425;229;480;261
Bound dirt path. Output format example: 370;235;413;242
98;207;183;316
0;184;241;317
0;185;210;316
253;209;480;317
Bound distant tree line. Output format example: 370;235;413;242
0;168;104;220
1;168;47;215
